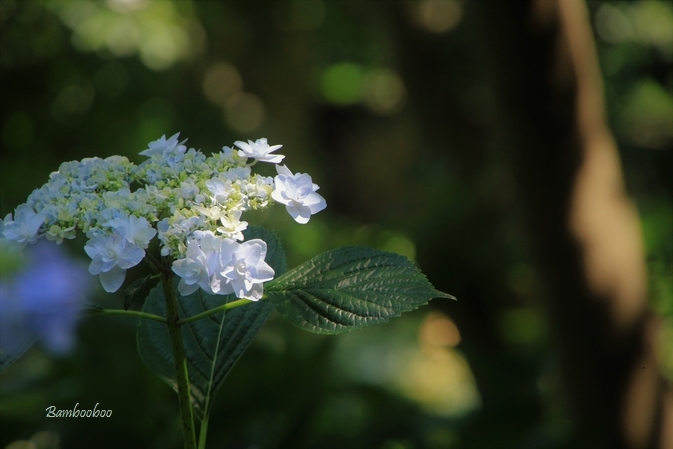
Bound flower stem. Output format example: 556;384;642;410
197;407;210;449
87;308;167;324
177;298;252;326
162;272;197;449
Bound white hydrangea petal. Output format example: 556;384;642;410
127;216;156;248
272;169;326;223
239;240;263;266
117;242;144;269
172;240;210;295
218;237;274;299
234;138;285;164
87;257;104;275
2;204;45;246
230;276;248;299
234;140;252;153
211;274;233;295
178;278;200;296
250;262;274;282
275;164;293;177
287;203;312;224
261;154;284;164
246;283;265;301
104;217;130;235
140;132;186;157
99;265;126;293
271;186;288;205
301;191;326;207
84;240;99;260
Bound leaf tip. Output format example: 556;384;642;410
435;291;457;301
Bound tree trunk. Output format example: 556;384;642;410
475;1;672;447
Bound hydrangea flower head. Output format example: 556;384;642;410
0;133;325;297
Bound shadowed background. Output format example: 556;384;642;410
0;1;671;448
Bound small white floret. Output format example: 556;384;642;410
2;204;45;248
271;165;326;224
140;132;187;157
84;231;144;292
234;138;285;164
219;239;275;300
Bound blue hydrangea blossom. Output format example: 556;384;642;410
0;242;91;355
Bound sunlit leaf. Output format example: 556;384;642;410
266;246;453;334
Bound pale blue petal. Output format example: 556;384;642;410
287;203;312;224
178;278;200;296
99;266;126;293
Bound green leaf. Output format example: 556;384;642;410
137;287;274;420
83;301;106;312
0;336;36;373
124;275;158;310
266;246;453;334
136;226;286;420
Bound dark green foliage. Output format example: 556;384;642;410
136;226;285;420
0;336;36;373
123;275;157;310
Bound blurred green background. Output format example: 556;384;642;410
0;0;671;448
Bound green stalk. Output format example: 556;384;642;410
87;308;167;323
198;413;210;449
177;298;252;326
162;272;197;449
196;302;227;449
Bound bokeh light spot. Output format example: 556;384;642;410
105;17;141;57
321;63;364;105
139;23;189;71
416;0;462;33
400;348;480;417
630;1;673;58
619;79;673;149
334;313;480;419
595;4;632;43
47;0;196;70
419;312;461;348
202;62;243;107
363;69;407;115
224;92;266;133
381;234;416;261
658;318;673;383
106;0;150;14
50;82;95;121
499;307;544;345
